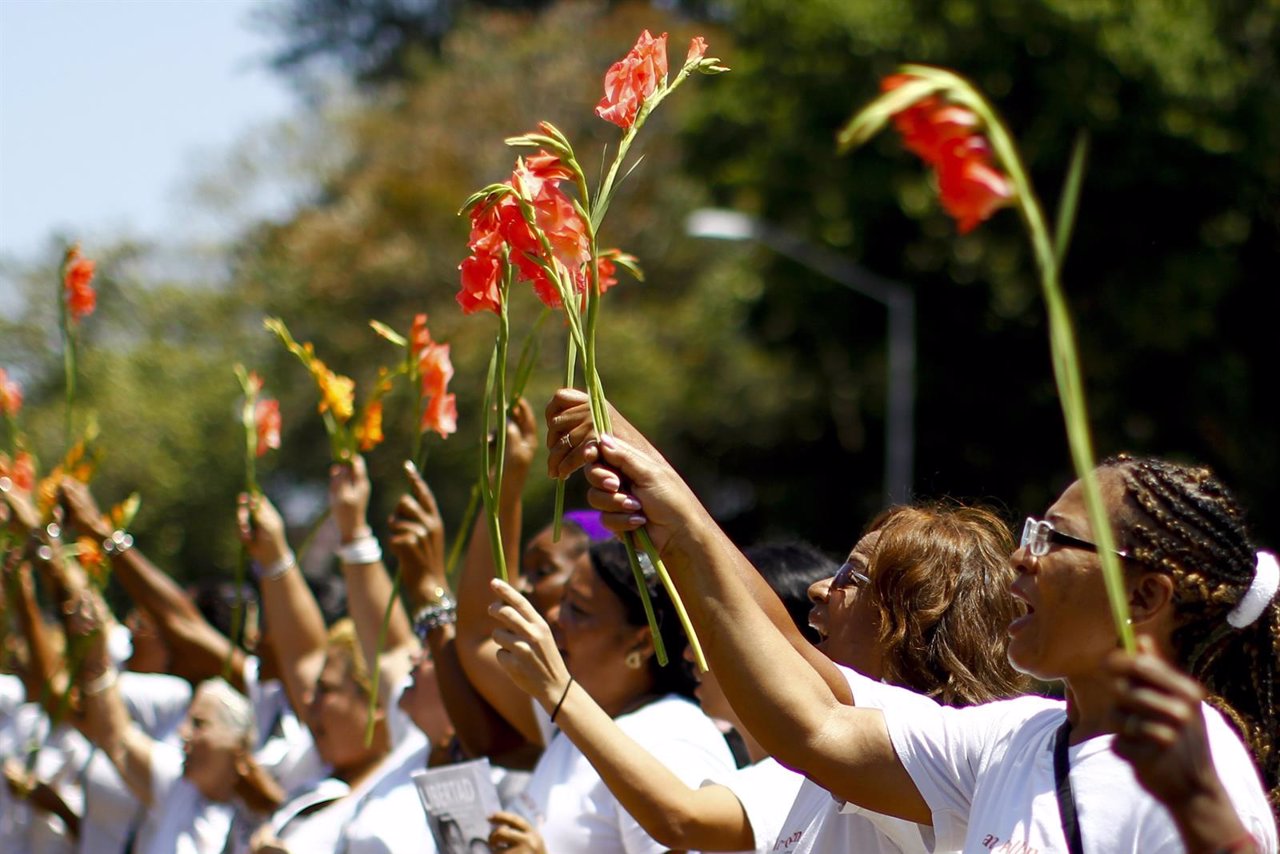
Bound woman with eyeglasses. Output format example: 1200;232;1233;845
546;388;1278;854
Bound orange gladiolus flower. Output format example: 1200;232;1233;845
312;363;355;423
881;74;1014;234
356;400;385;451
0;368;22;416
596;30;668;130
77;536;107;587
63;247;97;322
255;398;281;457
421;391;457;439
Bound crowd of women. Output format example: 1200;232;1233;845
1;388;1277;854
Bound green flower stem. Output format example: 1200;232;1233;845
938;72;1134;652
552;334;577;543
445;482;481;586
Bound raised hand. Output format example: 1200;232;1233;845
329;454;373;543
58;477;112;540
388;461;447;603
505;396;541;473
487;578;570;711
237;493;291;569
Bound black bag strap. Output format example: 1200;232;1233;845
1053;719;1086;854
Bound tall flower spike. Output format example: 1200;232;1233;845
63;247;97;322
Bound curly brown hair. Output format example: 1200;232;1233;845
865;504;1030;707
1101;454;1279;809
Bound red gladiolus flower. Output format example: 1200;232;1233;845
421;391;457;439
936;154;1015;234
418;341;454;401
596;30;668;130
882;74;1014;234
254;398;281;457
63;249;97;322
410;313;431;359
0;368;22;417
457;253;504;315
0;450;35;493
686;36;708;65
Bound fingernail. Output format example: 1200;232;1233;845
621;496;642;512
404;460;417;474
602;475;621;491
628;514;647;526
599;433;616;450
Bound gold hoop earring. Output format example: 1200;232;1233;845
625;651;643;670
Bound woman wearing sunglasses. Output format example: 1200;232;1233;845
547;388;1277;853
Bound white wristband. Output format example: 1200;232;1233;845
83;666;119;696
336;536;382;565
255;552;296;582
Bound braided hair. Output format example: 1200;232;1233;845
1101;454;1279;808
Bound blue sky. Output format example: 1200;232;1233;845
0;0;295;262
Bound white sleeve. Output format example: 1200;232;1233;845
149;740;186;806
119;672;193;740
705;758;806;853
616;699;736;854
882;694;1057;851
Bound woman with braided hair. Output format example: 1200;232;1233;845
547;385;1279;854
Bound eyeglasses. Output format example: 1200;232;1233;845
831;560;871;591
1020;517;1129;559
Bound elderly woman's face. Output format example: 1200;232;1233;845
808;531;884;677
180;690;243;801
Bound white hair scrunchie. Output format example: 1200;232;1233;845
1227;550;1280;629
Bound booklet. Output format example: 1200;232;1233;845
412;758;501;854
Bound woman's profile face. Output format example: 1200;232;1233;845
555;562;648;705
179;689;241;800
808;531;884;676
307;650;380;771
1007;471;1127;681
518;526;588;625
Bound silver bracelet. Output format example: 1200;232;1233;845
102;530;135;557
254;552;296;582
83;666;118;696
336;535;382;565
412;593;457;640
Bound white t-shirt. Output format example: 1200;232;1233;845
74;671;192;854
243;655;328;796
701;756;805;854
273;682;430;853
767;667;938;854
886;688;1279;853
134;742;236;854
514;693;735;854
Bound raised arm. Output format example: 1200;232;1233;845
565;426;929;823
329;455;414;708
455;398;544;746
489;578;755;850
388;460;528;760
238;493;326;718
64;588;157;805
60;478;247;691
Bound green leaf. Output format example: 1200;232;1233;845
369;319;407;347
836;77;942;153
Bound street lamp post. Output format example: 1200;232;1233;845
686;208;915;506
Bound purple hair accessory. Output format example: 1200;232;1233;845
562;510;612;543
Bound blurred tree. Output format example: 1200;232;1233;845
675;0;1280;547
